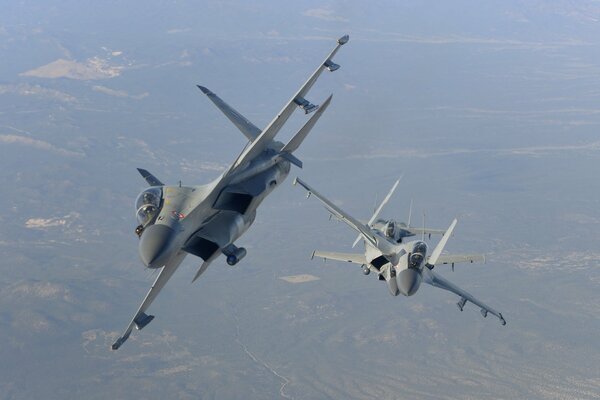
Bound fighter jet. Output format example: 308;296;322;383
293;177;506;326
348;178;446;248
111;35;349;350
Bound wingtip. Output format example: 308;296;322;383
191;273;201;283
499;313;507;326
292;177;298;186
111;337;124;351
196;85;211;95
338;34;349;45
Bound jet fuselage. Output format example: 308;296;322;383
137;156;291;270
364;237;428;297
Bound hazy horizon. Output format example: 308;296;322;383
1;1;599;399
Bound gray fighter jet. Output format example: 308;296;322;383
111;35;349;350
294;177;506;326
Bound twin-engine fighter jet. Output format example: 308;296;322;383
348;178;446;248
111;35;349;350
293;177;506;326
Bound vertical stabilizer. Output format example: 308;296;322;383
281;94;333;159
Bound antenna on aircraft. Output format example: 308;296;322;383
373;193;378;214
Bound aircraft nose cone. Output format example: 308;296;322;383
139;224;175;268
398;268;422;296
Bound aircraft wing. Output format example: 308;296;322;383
405;227;446;236
294;177;378;247
430;254;485;266
230;35;348;171
422;268;506;325
111;252;186;350
196;85;261;141
312;250;367;264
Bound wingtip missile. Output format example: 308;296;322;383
111;339;123;351
111;330;131;351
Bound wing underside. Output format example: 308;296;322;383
405;227;447;236
111;251;187;350
312;250;367;264
431;254;485;266
229;35;348;171
113;35;351;349
422;268;506;325
294;177;377;246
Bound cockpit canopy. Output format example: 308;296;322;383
385;220;396;237
409;241;428;268
413;241;427;255
135;187;162;226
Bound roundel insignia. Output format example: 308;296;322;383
170;210;185;220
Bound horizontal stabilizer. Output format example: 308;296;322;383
197;85;261;141
282;94;333;154
137;168;164;186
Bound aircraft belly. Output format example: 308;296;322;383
189;209;256;249
240;163;289;200
212;162;289;216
